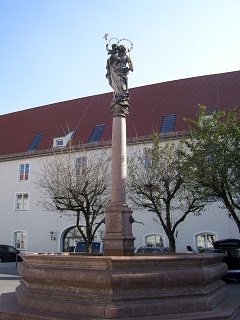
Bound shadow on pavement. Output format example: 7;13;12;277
0;262;20;276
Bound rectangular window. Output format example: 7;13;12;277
18;163;30;181
75;157;87;175
53;132;74;148
88;124;106;143
13;231;27;251
56;139;64;147
15;193;29;211
145;234;164;247
144;151;151;168
27;134;44;152
201;115;213;126
160;114;176;134
144;147;157;168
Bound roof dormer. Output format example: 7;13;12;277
53;131;74;148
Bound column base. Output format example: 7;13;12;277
103;202;135;256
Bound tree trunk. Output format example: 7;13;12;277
167;230;176;253
86;240;92;253
222;196;240;233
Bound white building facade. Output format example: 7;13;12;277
0;141;239;255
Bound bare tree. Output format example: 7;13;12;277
35;146;111;252
127;133;206;252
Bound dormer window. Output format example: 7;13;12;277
200;115;213;127
55;139;64;147
160;114;176;134
88;124;106;143
53;131;74;148
26;134;44;152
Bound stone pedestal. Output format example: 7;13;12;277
103;104;135;256
1;253;237;319
104;202;135;256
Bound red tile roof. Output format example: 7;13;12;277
0;70;239;156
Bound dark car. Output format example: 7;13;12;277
199;247;215;253
74;241;103;253
0;244;22;263
136;246;170;254
213;238;240;282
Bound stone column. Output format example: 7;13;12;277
103;104;135;256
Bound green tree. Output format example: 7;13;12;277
35;147;111;252
127;133;206;252
185;105;240;232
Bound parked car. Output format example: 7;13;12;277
199;247;215;253
214;238;240;282
74;241;103;253
136;246;170;254
200;238;240;282
67;246;75;252
0;244;22;262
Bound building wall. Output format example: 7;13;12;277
0;141;239;254
127;142;240;252
131;202;239;253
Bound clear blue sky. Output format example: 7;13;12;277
0;0;240;115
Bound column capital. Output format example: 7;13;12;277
110;102;129;117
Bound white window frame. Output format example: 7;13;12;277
15;193;29;211
53;131;74;148
75;157;87;176
144;150;151;168
194;231;217;252
143;147;158;169
200;115;213;127
144;233;165;247
13;231;27;251
55;138;64;147
18;162;30;182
